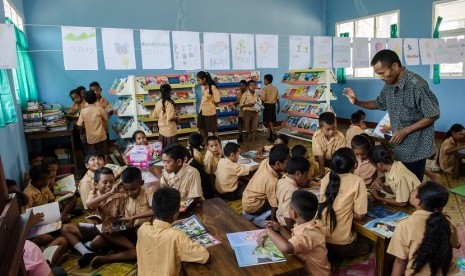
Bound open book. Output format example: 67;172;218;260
373;113;393;138
54;174;76;202
363;212;409;238
85;215;127;233
226;230;285;267
27;202;62;239
173;215;221;247
179;199;194;213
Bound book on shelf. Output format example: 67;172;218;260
212;71;260;83
175;91;189;100
188;91;196;99
113;117;134;135
173;215;221;248
282;71;325;83
176;105;196;116
143;93;161;103
218;102;237;112
143;122;159;133
189;121;197;128
144;76;169;86
226;230;285;267
113;96;131;112
219;88;238;97
27;202;62;239
281;101;292;112
363;212;409;238
110;78;127;92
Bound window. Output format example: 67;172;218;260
3;0;23;31
336;11;399;78
433;0;465;78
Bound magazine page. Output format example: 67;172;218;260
173;215;206;238
191;233;222;248
373;113;393;138
363;212;409;238
226;230;285;267
366;203;396;218
97;217;127;233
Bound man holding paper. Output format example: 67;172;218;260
343;49;440;181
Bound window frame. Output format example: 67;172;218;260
335;10;400;79
3;0;24;31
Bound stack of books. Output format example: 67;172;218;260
23;101;46;133
42;103;67;132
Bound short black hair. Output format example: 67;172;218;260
351;111;363;124
264;74;273;83
89;81;101;89
76;86;86;91
132;130;146;142
188;133;203;149
84;151;105;164
248;80;256;86
276;134;289;145
368;145;395;165
287;156;310;175
291;189;318;221
291;145;308;158
85;90;97;104
69;89;79;97
351;134;373;151
29;165;50;183
371;49;402;68
121;167;142;184
94;167;114;183
42;156;58;167
162;144;186;162
356;109;366;119
206;135;220;145
152;187;181;221
239;80;247;85
28;151;44;165
223;142;241;157
269;144;290;166
318;112;336;126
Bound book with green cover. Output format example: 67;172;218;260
451;185;465;197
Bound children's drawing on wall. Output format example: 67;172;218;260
313;36;332;68
352;37;369;68
256;34;278;68
433;39;449;63
61;26;98;70
419;38;436;65
333;37;351;68
101;28;136;70
387;38;403;62
140;29;172;69
403;38;419;65
172;31;201;70
289;35;310;70
370;38;386;61
203;32;230;70
231;33;255;70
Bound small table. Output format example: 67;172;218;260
25;122;77;175
182;198;305;276
453;149;465;179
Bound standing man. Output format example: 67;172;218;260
261;74;280;142
344;49;439;181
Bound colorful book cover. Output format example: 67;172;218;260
363;212;409;238
366;203;396;219
173;215;221;248
176;91;189;99
226;230;285;267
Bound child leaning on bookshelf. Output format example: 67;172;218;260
258;190;331;276
151;84;179;148
136;187;209;276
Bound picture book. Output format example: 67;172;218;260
176;91;189;100
98;218;128;233
281;101;292;112
366;203;396;219
363;212;409;238
226;230;285;267
173;215;221;248
149;141;163;161
373;113;393;138
54;174;76;194
126;145;151;168
179;199;194;213
27;202;62;239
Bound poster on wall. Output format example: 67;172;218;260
255;34;278;68
446;39;460;63
403;38;420;65
370;38;386;62
172;31;201;70
203;32;230;70
289;36;310;69
140;30;172;69
0;24;17;69
433;39;449;64
332;37;351;68
387;38;403;62
459;39;465;62
352;38;369;68
419;38;435;65
231;33;255;70
101;28;136;70
313;36;332;68
61;26;98;70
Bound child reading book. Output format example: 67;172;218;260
204;135;222;175
261;133;289;154
23;151;44;185
79;152;106;210
351;134;377;187
345;111;365;146
439;124;465;174
276;156;310;229
387;181;461;275
317;148;369;258
151;84;178;148
187;132;204;165
183;147;214;200
136;187;209;276
290;145;319;181
368;145;421;206
215;142;259;200
312;112;346;178
42;157;78;208
258;190;330;276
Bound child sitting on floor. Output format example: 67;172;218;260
291;145;319;181
187;132;204;165
23;151;44;185
242;144;290;227
258;190;331;276
387;181;461;275
204;135;222;175
42;157;78;210
312;112;346;178
369;145;421;206
317;148;369;258
345;111;365;146
215;142;258;200
136;187;209;276
184;146;214;199
79;152;106;210
351;134;377;187
439;123;465;174
260;133;289;154
276;156;311;229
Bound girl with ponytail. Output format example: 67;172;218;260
316;148;369;257
388;181;461;275
439;124;465;174
197;71;220;138
151;84;178;148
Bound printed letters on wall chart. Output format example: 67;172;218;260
140;30;172;69
172;31;202;70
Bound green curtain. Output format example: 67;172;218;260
0;69;18;127
432;17;443;84
6;17;39;108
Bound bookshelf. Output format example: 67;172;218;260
278;69;337;142
211;71;261;134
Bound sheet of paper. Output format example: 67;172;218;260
370;38;386;61
333;37;351;68
27;202;61;226
255;34;278;68
352;38;369;68
203;32;230;70
433;38;449;64
101;28;136;70
387;38;403;61
289;36;310;69
140;29;172;69
172;31;201;70
61;26;97;70
313;36;332;68
0;23;17;69
403;38;420;65
55;174;76;193
231;33;255;70
419;38;435;65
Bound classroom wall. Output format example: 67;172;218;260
22;0;326;139
0;0;29;185
326;0;464;132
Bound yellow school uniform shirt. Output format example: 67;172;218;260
385;161;421;203
69;101;85;116
190;148;203;165
78;170;95;210
319;173;367;245
260;84;279;104
136;220;209;276
237;90;245;117
345;125;364;146
24;184;55;209
160;163;203;200
240;90;259;112
354;157;377;186
288;220;331;276
77;104;108;144
312;129;347;160
200;85;220;116
87;189;125;218
387;210;460;276
123;186;154;227
276;174;299;226
242;158;279;213
214;158;250;194
203;149;222;175
439;137;464;174
152;100;177;137
95;96;110;110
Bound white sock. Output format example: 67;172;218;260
74;242;93;255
